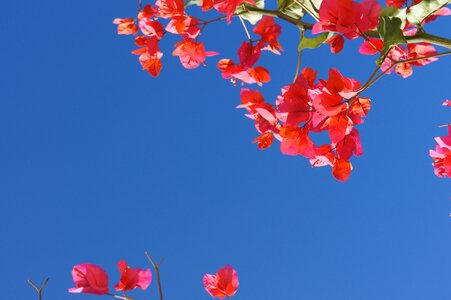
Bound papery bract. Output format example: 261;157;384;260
213;0;256;23
312;0;380;40
332;158;352;181
69;263;109;295
203;265;239;299
430;126;451;178
156;0;184;18
114;260;152;291
253;16;283;54
325;34;344;54
253;132;274;149
173;41;218;69
114;18;138;35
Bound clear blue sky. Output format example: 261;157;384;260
1;1;450;300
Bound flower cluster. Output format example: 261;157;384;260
430;100;451;179
114;0;450;181
69;261;151;296
239;68;370;181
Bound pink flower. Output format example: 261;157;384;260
312;0;380;40
203;265;239;299
69;263;109;295
114;260;152;291
173;41;218;69
430;126;451;178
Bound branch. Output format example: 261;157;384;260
242;5;451;49
27;278;49;300
145;251;164;300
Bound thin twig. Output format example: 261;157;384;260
238;16;252;41
27;277;49;300
145;251;164;300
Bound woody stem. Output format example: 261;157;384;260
27;278;49;300
242;5;451;49
145;251;164;300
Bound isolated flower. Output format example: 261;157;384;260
68;263;109;295
114;260;152;291
203;265;239;299
172;41;218;69
430;126;451;178
113;18;138;35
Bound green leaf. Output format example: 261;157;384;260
236;0;265;25
406;0;450;25
277;0;321;20
298;32;331;51
377;16;407;65
380;6;407;28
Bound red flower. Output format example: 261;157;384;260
155;0;184;18
113;18;138;35
253;132;274;149
213;0;255;23
312;0;380;40
172;41;218;69
253;16;283;54
430;126;451;178
203;265;239;299
114;260;152;291
325;34;344;54
68;263;109;295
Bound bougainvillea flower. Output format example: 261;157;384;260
407;43;438;66
165;16;201;41
358;37;383;55
312;0;380;40
139;51;164;77
332;158;352;181
114;260;152;291
173;41;218;69
328;112;353;144
336;128;362;160
280;127;316;158
213;0;256;23
113;18;138;35
253;16;283;54
203;265;239;299
238;41;262;68
69;263;109;295
253;132;274;149
348;97;371;125
139;19;165;39
155;0;184;18
218;59;270;86
137;4;159;20
442;99;451;106
325;34;344;54
430;126;451;178
276;74;312;127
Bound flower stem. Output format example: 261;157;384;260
145;250;164;300
27;277;49;300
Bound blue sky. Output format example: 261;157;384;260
1;1;450;300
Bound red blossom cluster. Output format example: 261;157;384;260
239;68;370;181
69;262;239;300
69;261;151;295
114;0;450;180
430;101;451;179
